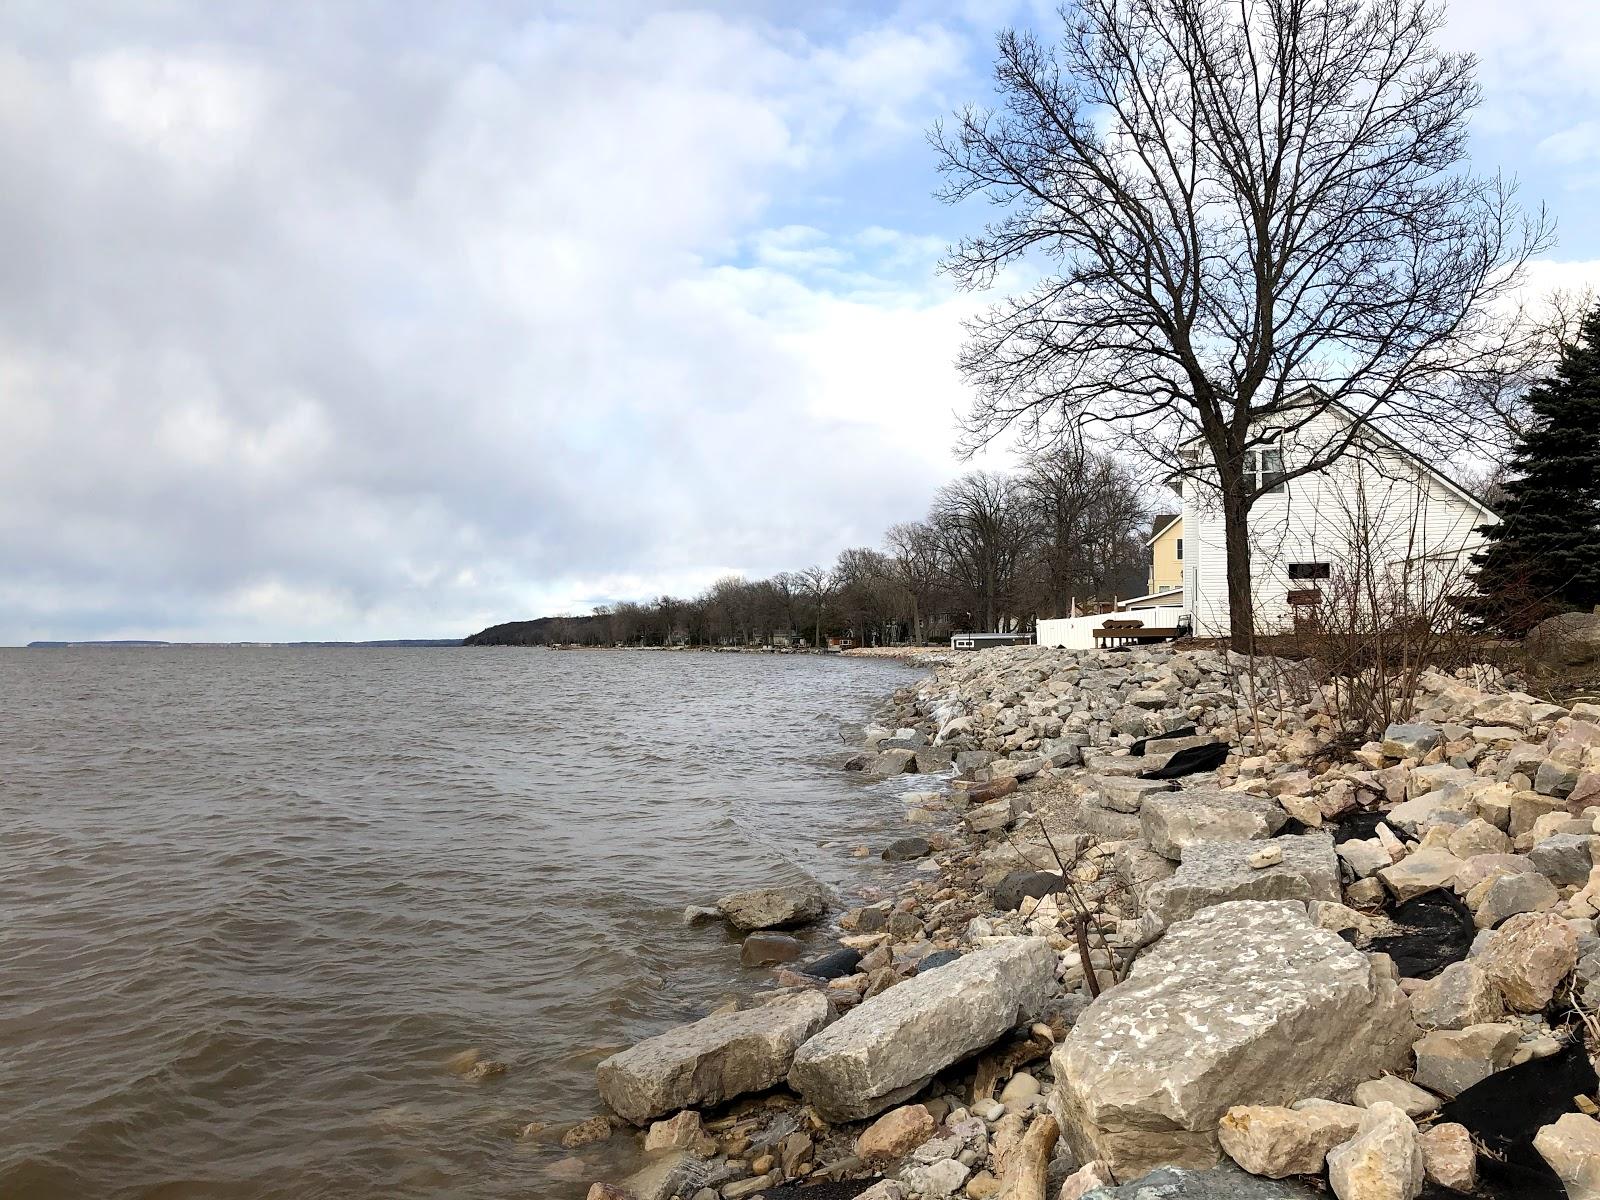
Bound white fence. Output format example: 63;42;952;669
1036;604;1186;649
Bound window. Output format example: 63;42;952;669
1244;446;1285;494
1288;562;1331;580
1175;537;1183;560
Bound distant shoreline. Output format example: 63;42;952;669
21;639;463;649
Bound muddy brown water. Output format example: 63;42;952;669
0;647;928;1199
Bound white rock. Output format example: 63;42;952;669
1537;1112;1600;1200
597;991;830;1123
1051;901;1417;1178
1326;1101;1423;1200
788;938;1055;1121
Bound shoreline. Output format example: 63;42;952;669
572;642;1598;1200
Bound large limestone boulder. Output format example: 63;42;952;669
1051;902;1417;1178
597;992;830;1123
1140;790;1288;861
788;937;1056;1121
1145;834;1340;928
1527;611;1600;671
716;882;830;930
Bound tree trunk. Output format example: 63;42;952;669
1220;477;1255;652
911;596;921;646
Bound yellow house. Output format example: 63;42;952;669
1147;514;1183;594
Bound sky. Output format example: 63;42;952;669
2;0;1598;644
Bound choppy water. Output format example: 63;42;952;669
0;646;926;1199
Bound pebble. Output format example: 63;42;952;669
1249;845;1285;869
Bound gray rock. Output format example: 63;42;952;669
1530;833;1598;886
1080;1162;1322;1197
1536;758;1581;798
1533;1112;1600;1200
716;882;830;931
992;869;1063;912
1407;961;1505;1030
598;991;831;1123
1336;838;1393;879
1378;848;1463;903
1382;722;1442;758
1141;790;1287;861
788;938;1056;1121
1411;1023;1519;1097
1474;871;1559;929
1145;834;1340;927
621;1151;721;1200
881;837;932;862
868;749;919;778
1527;611;1600;669
1052;901;1417;1178
964;798;1014;834
1084;775;1175;814
1078;802;1145;841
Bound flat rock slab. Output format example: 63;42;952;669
788;937;1056;1122
1145;833;1340;928
1084;775;1175;814
717;883;830;931
598;991;831;1123
1079;1162;1323;1197
1052;901;1417;1179
1141;790;1287;861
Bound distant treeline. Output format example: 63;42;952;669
465;446;1154;649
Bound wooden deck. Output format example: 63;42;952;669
1092;619;1184;646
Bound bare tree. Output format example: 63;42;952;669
934;0;1550;649
883;521;945;644
834;547;899;645
1448;287;1597;474
1017;441;1150;615
930;471;1033;631
796;563;838;648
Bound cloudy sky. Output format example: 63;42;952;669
2;0;1598;644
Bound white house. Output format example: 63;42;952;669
1179;394;1498;638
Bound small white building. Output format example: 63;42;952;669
1179;394;1497;638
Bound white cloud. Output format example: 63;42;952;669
1441;0;1600;143
0;3;986;643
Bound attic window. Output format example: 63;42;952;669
1288;562;1331;580
1244;446;1285;494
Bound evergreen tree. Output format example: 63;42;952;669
1472;305;1600;628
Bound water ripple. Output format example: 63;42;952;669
0;646;922;1200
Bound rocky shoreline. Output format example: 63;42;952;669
574;644;1600;1200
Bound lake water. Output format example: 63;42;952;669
0;647;926;1199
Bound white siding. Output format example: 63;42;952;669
1181;408;1497;637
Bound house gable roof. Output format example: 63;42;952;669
1145;513;1182;546
1177;386;1499;521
